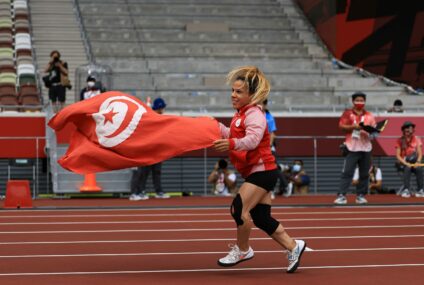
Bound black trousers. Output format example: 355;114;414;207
131;163;163;194
339;151;371;196
403;166;423;190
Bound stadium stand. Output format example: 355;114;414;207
29;0;87;107
0;0;41;112
73;0;424;112
8;0;420;195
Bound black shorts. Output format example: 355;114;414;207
245;169;278;192
49;84;66;103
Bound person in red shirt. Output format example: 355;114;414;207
335;92;376;205
213;66;306;273
395;121;424;198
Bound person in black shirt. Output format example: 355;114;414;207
44;50;69;112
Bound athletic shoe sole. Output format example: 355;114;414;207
287;241;307;273
217;255;254;267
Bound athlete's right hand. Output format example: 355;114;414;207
213;139;230;152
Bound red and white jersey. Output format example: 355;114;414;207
395;135;422;157
339;108;376;152
219;105;276;178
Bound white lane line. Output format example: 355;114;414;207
2;246;424;259
1;224;424;235
1;216;424;225
1;204;423;214
0;210;423;218
1;234;424;245
0;264;424;276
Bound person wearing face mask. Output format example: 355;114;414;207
387;99;404;113
395;121;424;198
80;76;103;100
335;92;376;205
287;160;310;195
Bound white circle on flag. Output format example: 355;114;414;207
92;96;146;148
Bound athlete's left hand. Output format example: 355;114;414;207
213;139;230;152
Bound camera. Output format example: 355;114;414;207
53;57;60;64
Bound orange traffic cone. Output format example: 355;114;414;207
79;173;102;192
146;96;152;107
4;180;33;209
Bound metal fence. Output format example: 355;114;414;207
0;135;410;196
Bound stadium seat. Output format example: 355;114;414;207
14;19;29;33
17;74;36;86
0;72;16;85
0;18;12;33
17;63;35;76
16;54;32;65
13;0;27;10
0;33;12;48
15;33;31;51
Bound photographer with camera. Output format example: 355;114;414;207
208;158;237;196
44;50;69;112
395;121;424;198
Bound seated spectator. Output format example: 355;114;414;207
352;164;382;194
286;160;310;196
80;76;104;100
395;121;424;198
387;99;404;113
208;159;237;196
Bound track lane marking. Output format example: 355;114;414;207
1;224;424;234
1;216;424;225
0;263;424;276
4;246;424;259
1;204;424;214
0;210;423;218
1;234;424;245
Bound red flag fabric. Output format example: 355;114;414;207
48;91;221;174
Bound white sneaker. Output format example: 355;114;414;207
287;239;306;273
155;192;170;199
334;194;347;205
355;195;368;204
129;193;149;201
271;191;275;200
401;189;411;198
217;245;254;267
415;189;424;198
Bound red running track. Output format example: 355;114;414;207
0;197;424;285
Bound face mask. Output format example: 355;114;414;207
87;81;95;88
292;164;301;172
354;102;365;110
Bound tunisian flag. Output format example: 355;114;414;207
48;91;221;174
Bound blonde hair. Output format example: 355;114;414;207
226;66;270;105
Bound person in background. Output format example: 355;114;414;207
335;92;376;205
352;164;382;194
44;50;68;112
287;160;310;195
208;158;237;196
259;99;288;196
80;76;104;100
387;99;404;113
395;121;424;198
129;98;170;200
